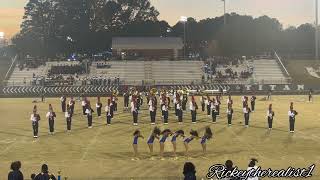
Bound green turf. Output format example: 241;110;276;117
0;96;319;180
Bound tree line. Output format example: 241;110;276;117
11;0;315;58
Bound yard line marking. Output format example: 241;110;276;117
227;127;265;159
80;126;103;161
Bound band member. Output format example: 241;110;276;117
171;130;185;159
160;94;166;118
219;87;224;99
81;97;87;115
267;89;272;100
132;130;144;160
60;95;66;112
136;92;142;112
149;96;156;125
288;103;298;133
244;105;251;128
173;91;179;116
177;99;183;124
68;97;75;116
159;129;172;160
242;96;248;108
111;94;118;112
308;89;313;102
267;104;275;130
166;95;171;109
85;103;94;128
96;97;102;118
183;130;199;157
147;127;161;158
227;95;233;107
182;93;188;111
200;95;206;112
65;104;72;131
215;95;221;116
33;105;37;112
201;127;213;156
131;97;139;126
123;91;130;111
105;99;112;125
189;96;198;123
46;104;56;135
139;91;144;106
206;95;211;116
210;99;217;123
251;95;256;112
30;108;41;138
227;105;233;126
162;100;169;124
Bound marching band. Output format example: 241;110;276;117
30;88;302;140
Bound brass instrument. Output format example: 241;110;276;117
150;88;158;96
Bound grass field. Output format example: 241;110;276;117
0;96;319;180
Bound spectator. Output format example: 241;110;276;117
34;164;56;180
247;158;259;180
8;161;24;180
183;162;196;180
223;160;240;180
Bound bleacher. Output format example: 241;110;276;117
7;60;204;86
253;59;289;84
7;65;46;86
90;60;203;85
151;61;203;84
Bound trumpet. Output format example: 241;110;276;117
182;87;188;95
112;90;119;96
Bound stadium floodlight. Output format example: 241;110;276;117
316;0;319;60
180;16;188;59
180;16;187;22
222;0;226;25
0;32;4;39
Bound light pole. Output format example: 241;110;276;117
222;0;226;25
180;16;188;59
316;0;319;60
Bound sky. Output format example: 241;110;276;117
0;0;317;39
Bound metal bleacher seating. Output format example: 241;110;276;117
253;59;289;84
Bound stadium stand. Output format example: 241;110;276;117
253;59;289;84
90;60;204;85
